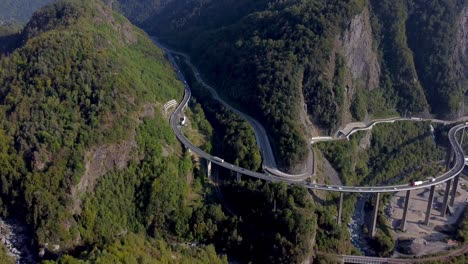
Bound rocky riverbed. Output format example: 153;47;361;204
348;194;377;256
0;218;36;264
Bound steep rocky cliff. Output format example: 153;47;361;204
341;8;380;92
327;7;380;127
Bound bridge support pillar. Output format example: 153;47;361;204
441;179;452;217
206;160;212;177
450;174;460;207
337;193;344;225
236;172;242;183
400;190;411;231
371;193;380;238
445;147;454;171
424;185;436;225
461;127;466;146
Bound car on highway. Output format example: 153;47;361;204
338;187;343;190
213;156;224;163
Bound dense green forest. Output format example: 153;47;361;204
0;1;319;263
405;0;465;116
177;57;262;172
114;0;467;172
0;0;466;262
371;0;466;116
176;54;316;263
222;180;315;263
0;0;229;262
46;234;227;263
369;0;428;113
145;0;368;169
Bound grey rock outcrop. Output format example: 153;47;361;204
324;7;380;127
341;8;380;91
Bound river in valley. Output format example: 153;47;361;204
348;194;377;256
0;218;36;264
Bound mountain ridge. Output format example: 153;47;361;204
0;0;206;260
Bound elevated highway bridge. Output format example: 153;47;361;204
152;37;468;257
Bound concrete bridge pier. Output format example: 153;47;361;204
206;159;212;177
449;174;460;207
400;190;411;231
424;185;435;225
236;172;242;183
441;179;452;217
370;193;380;238
445;147;454;171
460;127;466;146
337;193;344;225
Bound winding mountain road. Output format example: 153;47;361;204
152;37;467;194
152;37;313;181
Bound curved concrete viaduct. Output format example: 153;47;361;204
152;38;467;242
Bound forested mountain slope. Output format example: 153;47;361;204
0;0;226;262
146;0;366;169
125;0;467;171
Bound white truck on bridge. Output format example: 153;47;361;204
411;181;423;186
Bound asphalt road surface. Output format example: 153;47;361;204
152;37;467;194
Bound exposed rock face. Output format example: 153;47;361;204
32;149;50;171
358;130;372;150
310;7;379;133
70;131;138;214
340;8;380;91
325;7;380;128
